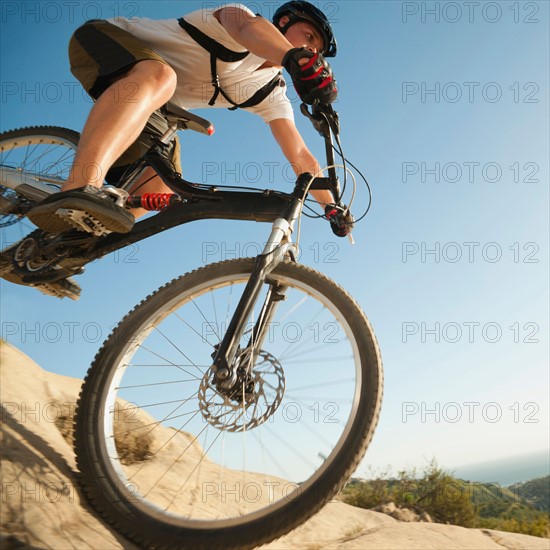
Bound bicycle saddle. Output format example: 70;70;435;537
162;102;215;136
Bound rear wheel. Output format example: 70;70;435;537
0;126;80;245
75;258;383;550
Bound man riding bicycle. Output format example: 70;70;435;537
3;1;350;296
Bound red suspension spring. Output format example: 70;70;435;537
139;193;177;211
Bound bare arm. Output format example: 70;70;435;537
269;118;334;206
214;6;293;66
216;7;334;206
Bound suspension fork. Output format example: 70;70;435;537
212;219;294;390
244;281;289;364
212;176;309;390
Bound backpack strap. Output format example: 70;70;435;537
178;17;284;110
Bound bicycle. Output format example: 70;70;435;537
0;103;383;550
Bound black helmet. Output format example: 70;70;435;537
273;1;337;57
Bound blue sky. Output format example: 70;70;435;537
1;1;548;477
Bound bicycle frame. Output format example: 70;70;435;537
3;103;342;390
98;148;318;390
111;105;340;389
209;173;313;389
134;152;333;389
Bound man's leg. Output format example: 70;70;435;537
123;167;174;219
66;60;177;191
28;60;177;234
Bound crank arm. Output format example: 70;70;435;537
0;166;57;200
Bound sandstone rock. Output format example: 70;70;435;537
1;342;548;550
374;501;397;514
419;511;433;522
389;507;420;522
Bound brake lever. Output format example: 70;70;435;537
318;104;340;136
312;103;340;136
300;103;329;136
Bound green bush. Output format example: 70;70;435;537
397;462;476;527
341;460;549;537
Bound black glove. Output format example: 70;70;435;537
282;48;337;105
325;204;354;237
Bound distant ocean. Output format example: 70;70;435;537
452;449;549;486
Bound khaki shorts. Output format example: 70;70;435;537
69;19;181;184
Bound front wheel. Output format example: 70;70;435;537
74;259;383;550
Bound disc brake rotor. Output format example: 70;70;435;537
198;350;285;432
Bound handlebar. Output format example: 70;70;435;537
131;103;344;209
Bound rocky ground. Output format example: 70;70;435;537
1;342;548;550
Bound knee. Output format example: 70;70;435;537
152;62;178;95
131;60;177;100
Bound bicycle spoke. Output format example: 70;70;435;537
1;129;79;239
77;259;382;536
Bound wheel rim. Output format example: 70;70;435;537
0;132;78;242
96;265;364;528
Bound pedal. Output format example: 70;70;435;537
35;277;81;301
2;230;84;299
103;186;129;208
56;208;112;237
